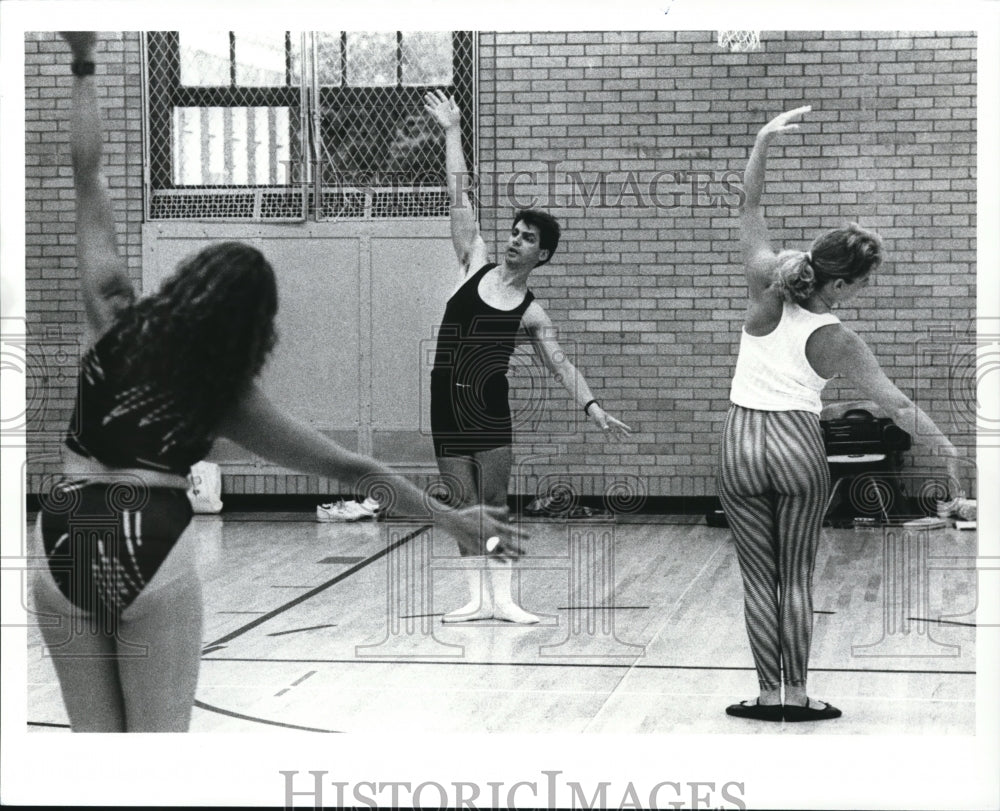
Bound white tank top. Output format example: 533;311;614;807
729;301;840;414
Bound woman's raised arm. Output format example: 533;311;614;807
740;106;812;290
61;32;136;340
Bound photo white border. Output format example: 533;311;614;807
1;1;997;808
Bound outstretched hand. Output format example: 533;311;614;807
589;406;632;441
423;89;461;131
59;32;97;58
442;503;527;561
757;105;811;142
942;447;966;500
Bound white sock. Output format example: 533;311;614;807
488;559;539;624
442;563;493;623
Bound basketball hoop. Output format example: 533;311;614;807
717;31;761;53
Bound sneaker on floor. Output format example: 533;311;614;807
316;500;364;522
358;496;382;518
523;495;567;517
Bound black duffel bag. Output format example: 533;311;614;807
821;408;911;455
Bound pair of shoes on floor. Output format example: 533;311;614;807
523;497;611;520
316;497;381;523
725;699;842;722
523;495;570;517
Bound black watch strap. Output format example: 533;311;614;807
71;59;96;77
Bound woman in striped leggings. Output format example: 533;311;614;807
720;106;962;722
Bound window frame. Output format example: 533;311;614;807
145;30;474;194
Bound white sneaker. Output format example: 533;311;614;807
316;500;363;522
316;498;383;522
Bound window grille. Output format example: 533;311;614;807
144;31;474;221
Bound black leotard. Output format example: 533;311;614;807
45;319;213;616
430;263;535;457
65;323;214;476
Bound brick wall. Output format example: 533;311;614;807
24;30;977;502
25;31;144;493
479;30;977;501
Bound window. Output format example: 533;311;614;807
145;31;474;220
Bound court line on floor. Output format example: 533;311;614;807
197;657;975;676
27;696;341;733
907;616;978;628
202;525;429;650
267;624;338;637
275;669;317;696
193;700;340;733
398;605;650;619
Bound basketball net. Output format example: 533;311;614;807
717;31;761;52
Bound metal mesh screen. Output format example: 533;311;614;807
144;31;474;221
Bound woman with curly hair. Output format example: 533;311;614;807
31;32;521;732
719;106;962;722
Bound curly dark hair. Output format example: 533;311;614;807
110;241;278;436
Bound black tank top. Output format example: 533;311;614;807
431;263;535;386
65;324;215;476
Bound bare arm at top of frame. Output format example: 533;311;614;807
423;89;489;275
63;31;136;346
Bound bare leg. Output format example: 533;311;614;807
118;574;204;732
31;568;127;732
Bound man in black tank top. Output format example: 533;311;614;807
424;91;632;624
430;261;535;455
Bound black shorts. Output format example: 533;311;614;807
430;371;512;458
39;479;193;619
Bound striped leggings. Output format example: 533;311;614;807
717;405;830;690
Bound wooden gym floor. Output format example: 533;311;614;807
25;512;977;734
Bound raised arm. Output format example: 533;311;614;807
218;384;525;557
740;106;812;293
810;325;962;491
424;90;488;273
61;32;136;341
523;303;632;439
